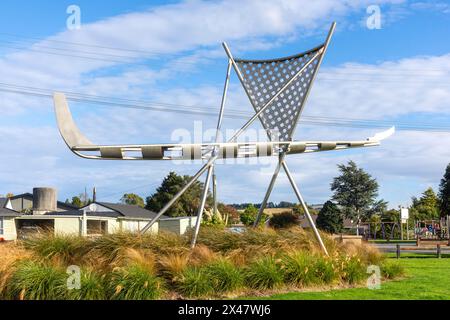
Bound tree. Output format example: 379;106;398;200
409;187;440;221
366;199;388;218
316;201;343;234
71;196;82;208
145;172;213;217
240;204;266;226
439;163;450;217
331;161;379;233
121;193;145;208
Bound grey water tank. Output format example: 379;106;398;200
33;187;57;215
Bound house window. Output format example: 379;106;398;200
0;217;4;235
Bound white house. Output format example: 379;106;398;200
0;188;197;241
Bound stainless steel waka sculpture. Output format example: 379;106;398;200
53;23;394;254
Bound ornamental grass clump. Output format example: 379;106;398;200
158;253;189;283
205;258;244;293
340;255;367;285
381;260;405;279
281;250;319;286
6;260;67;300
67;269;106;300
176;266;214;298
109;264;164;300
23;233;89;265
245;256;284;290
0;243;32;298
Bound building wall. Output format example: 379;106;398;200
119;220;158;234
107;219;120;234
159;217;197;235
9;198;33;213
0;217;18;241
54;218;81;235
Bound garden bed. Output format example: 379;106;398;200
0;227;404;300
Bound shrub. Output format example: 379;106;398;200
206;259;243;293
381;260;405;279
67;269;106;300
240;205;267;226
109;264;164;300
245;256;283;290
6;260;67;300
269;211;300;229
176;266;213;298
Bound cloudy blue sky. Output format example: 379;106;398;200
0;0;449;208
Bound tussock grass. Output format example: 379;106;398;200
67;269;106;300
23;233;89;265
282;251;319;286
0;243;33;298
176;266;213;298
245;256;284;290
340;256;367;285
189;244;218;266
6;260;67;300
206;258;243;293
381;260;405;279
158;253;189;282
109;264;164;300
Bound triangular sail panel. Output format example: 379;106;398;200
234;45;324;142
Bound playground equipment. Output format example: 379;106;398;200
415;218;449;240
364;221;402;240
53;22;395;254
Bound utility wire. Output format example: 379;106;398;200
0;35;449;80
0;82;449;133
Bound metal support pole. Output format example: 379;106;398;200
437;244;441;259
213;168;217;216
282;161;329;256
191;166;214;248
141;61;232;235
254;153;285;227
140;158;214;233
396;244;401;259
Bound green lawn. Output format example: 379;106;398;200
255;255;450;300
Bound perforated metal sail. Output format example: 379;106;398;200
235;45;324;142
